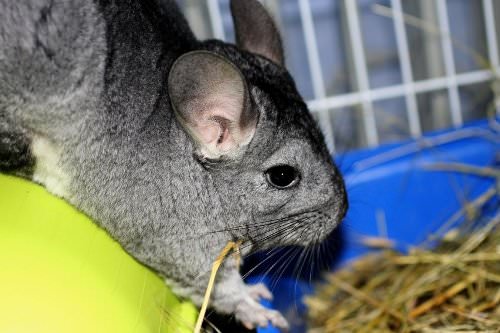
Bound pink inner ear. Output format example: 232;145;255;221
189;96;245;146
169;51;258;158
192;115;240;155
193;119;222;145
218;127;229;144
189;109;248;156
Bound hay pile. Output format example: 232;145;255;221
306;214;500;332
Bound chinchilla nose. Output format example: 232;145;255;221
330;166;348;224
337;179;348;222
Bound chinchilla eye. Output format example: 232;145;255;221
265;165;300;189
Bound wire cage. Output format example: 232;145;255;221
177;1;500;332
179;0;499;153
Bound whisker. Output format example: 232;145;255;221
178;213;304;245
294;245;311;313
239;216;312;254
186;208;323;239
203;317;222;333
268;247;300;291
254;247;297;286
318;240;328;273
241;247;282;280
313;242;320;279
269;242;302;292
307;244;314;284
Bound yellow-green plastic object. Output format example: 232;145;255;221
0;174;198;333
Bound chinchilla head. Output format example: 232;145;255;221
168;0;347;250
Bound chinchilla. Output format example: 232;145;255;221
0;0;347;329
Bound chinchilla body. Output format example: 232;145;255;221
0;0;347;329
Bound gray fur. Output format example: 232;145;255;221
0;0;347;329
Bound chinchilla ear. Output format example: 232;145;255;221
230;0;284;65
168;51;258;160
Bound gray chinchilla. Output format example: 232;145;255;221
0;0;347;329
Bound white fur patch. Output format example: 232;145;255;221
31;136;70;198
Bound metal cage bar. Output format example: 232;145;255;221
308;69;495;111
436;0;463;127
390;0;422;137
344;0;379;146
207;0;225;40
199;0;497;151
483;0;500;70
482;0;500;116
297;0;335;152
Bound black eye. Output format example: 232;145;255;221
265;165;300;189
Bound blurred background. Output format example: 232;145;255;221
177;0;499;153
175;1;500;332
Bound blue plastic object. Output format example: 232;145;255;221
249;120;499;333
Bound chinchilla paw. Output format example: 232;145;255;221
235;297;289;331
247;282;273;301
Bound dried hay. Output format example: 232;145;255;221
306;182;500;332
